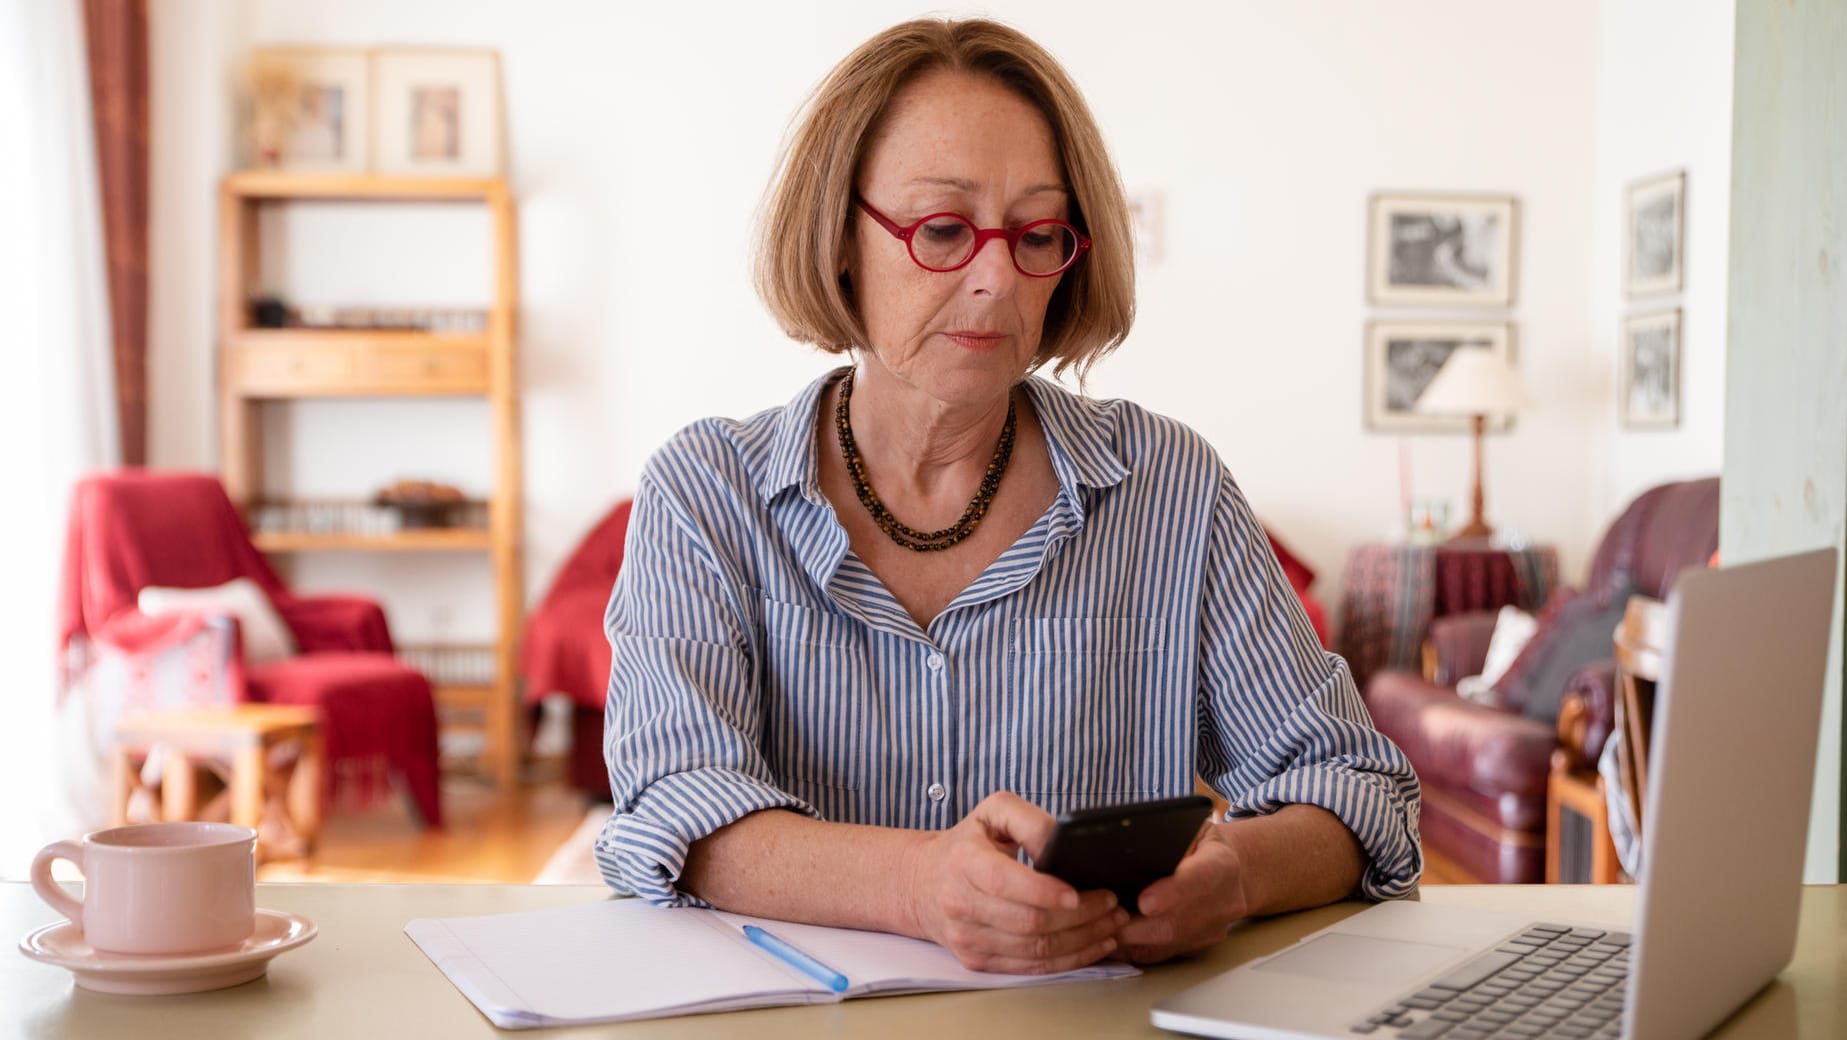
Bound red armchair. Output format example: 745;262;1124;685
58;471;443;826
522;498;632;799
1362;478;1718;883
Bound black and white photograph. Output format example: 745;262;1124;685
1368;193;1518;307
1365;321;1516;432
1620;309;1681;428
1626;171;1686;297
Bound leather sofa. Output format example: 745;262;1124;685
1362;478;1719;883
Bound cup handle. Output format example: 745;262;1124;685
30;840;85;926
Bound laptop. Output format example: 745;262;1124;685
1153;548;1838;1040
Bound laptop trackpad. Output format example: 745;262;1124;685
1253;933;1465;987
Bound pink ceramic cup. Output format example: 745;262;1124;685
30;821;257;955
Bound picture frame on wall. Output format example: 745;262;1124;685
372;49;504;176
245;48;370;172
1367;193;1518;308
1365;320;1517;432
1625;171;1686;297
1620;309;1682;429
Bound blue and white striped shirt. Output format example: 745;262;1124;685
596;369;1421;905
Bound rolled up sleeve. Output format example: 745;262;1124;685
593;466;815;906
1196;472;1423;900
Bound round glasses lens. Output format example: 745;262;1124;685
910;215;978;270
1013;221;1079;275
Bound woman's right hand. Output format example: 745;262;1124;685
901;791;1128;974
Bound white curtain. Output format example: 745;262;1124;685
0;0;123;877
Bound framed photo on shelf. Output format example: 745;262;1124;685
1365;320;1516;433
1367;193;1518;307
1625;170;1686;297
245;48;370;171
372;49;504;176
1620;309;1681;429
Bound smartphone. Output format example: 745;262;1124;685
1032;795;1213;915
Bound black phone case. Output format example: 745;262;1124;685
1032;795;1213;915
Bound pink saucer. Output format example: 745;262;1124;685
18;907;316;995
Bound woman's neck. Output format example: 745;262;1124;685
840;358;1016;500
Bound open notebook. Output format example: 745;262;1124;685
406;898;1139;1029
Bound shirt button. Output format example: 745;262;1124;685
925;652;944;672
927;782;947;802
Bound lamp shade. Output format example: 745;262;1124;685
1415;347;1526;417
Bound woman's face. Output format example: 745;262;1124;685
848;68;1069;408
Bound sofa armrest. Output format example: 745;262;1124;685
278;594;394;654
1426;611;1499;685
1364;667;1557;800
1556;659;1618;771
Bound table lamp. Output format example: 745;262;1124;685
1415;347;1526;542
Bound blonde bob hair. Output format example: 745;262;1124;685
754;18;1135;381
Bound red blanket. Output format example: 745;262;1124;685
60;471;393;659
521;500;631;709
59;472;291;662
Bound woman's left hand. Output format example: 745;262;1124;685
1113;823;1252;964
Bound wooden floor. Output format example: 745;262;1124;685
257;775;598;884
1419;843;1475;885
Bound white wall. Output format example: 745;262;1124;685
147;0;1629;646
1586;0;1733;530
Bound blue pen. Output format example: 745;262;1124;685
742;924;850;993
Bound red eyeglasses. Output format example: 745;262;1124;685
854;196;1091;277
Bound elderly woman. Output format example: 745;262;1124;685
596;18;1420;974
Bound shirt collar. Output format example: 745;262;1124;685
753;367;843;503
1020;376;1131;495
752;366;1130;504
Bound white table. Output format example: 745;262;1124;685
7;882;1843;1038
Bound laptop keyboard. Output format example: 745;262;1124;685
1349;923;1632;1039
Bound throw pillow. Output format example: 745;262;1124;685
1493;585;1632;722
1456;606;1539;706
137;576;298;665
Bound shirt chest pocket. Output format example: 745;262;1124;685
1008;616;1175;803
760;598;870;794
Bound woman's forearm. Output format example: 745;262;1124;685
1222;803;1367;917
680;809;932;936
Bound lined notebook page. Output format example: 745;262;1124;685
407;900;825;1027
710;909;1140;994
407;897;1141;1029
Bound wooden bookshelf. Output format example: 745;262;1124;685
252;529;495;553
221;170;504;201
217;170;525;787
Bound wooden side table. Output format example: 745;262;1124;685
1544;751;1621;883
112;705;324;862
1544;595;1666;883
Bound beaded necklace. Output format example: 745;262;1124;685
834;369;1016;553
